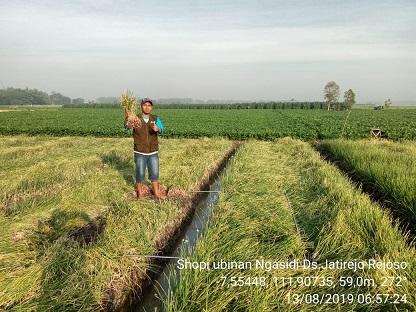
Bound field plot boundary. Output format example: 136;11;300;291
313;140;416;241
102;141;243;311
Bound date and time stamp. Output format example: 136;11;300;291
216;275;408;305
175;258;411;306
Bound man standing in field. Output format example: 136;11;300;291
124;98;166;202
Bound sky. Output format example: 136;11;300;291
0;0;415;103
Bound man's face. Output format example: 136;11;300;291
141;102;153;114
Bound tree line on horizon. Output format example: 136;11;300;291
0;87;84;105
64;101;329;109
0;87;331;109
1;85;392;110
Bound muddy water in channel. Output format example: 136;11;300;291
132;173;224;312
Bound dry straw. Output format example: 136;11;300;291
121;90;141;129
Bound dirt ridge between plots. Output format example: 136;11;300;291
101;140;243;312
312;140;416;242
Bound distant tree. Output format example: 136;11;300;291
324;81;340;111
384;98;392;108
72;98;84;104
50;92;71;105
0;87;50;105
344;89;356;110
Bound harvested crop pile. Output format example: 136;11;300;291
121;90;141;129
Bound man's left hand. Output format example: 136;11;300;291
151;124;160;132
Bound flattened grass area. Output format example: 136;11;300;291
1;108;416;140
165;139;415;311
0;135;233;311
319;139;416;228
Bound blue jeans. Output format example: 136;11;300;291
134;153;159;183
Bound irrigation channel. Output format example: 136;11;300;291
137;177;222;311
121;142;242;312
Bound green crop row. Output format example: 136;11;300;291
0;108;416;140
319;139;416;230
164;139;415;311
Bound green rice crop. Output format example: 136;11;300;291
0;135;233;311
318;139;416;230
164;139;415;311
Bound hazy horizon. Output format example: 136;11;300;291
0;0;415;103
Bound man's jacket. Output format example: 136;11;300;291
124;113;165;153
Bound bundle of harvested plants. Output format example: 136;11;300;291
121;90;141;129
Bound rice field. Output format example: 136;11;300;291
164;139;416;311
0;135;234;310
318;139;416;231
1;133;415;311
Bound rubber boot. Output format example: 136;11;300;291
152;181;166;202
135;182;145;199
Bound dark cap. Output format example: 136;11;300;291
140;98;153;105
